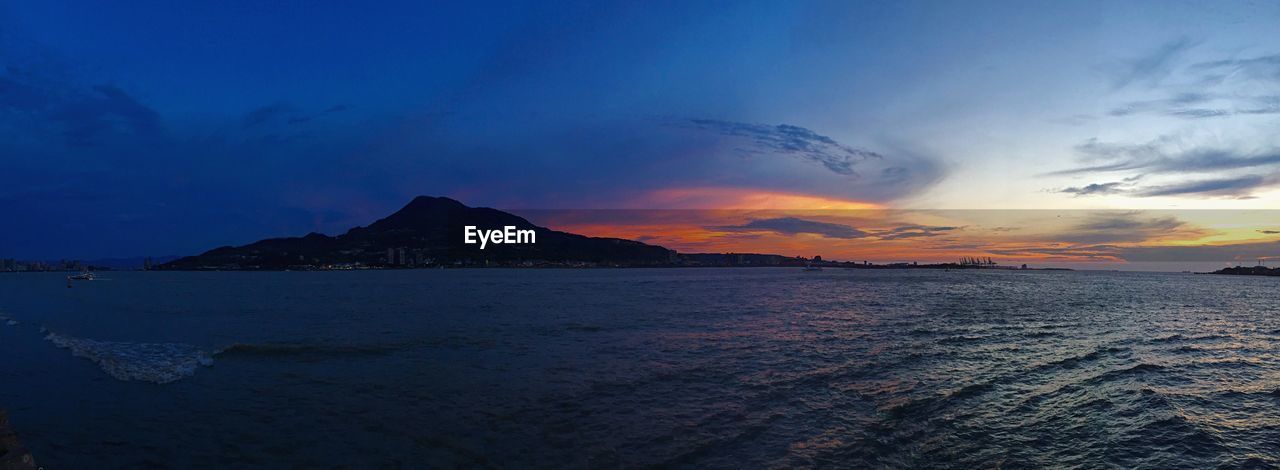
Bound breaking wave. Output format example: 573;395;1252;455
43;330;404;384
44;333;217;384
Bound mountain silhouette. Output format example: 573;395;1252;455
159;196;673;269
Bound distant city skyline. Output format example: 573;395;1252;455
3;1;1280;269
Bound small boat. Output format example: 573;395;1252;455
67;271;94;281
803;263;822;271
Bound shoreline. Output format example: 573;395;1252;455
0;410;36;470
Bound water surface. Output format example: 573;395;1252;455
1;269;1278;468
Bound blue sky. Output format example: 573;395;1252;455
3;1;1280;260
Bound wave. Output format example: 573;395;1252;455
214;342;400;359
44;333;216;384
43;332;403;384
1150;333;1229;344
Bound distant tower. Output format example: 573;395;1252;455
387;248;396;266
398;247;408;266
143;257;153;271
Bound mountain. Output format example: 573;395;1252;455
1211;266;1280;276
158;196;675;270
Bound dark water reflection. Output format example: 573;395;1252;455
0;269;1278;468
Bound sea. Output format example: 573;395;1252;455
0;268;1278;468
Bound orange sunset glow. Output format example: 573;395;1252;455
527;205;1280;268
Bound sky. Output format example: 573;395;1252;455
3;0;1280;268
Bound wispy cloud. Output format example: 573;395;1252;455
1101;38;1196;89
1057;212;1197;244
242;103;296;129
1108;92;1213;117
689;119;881;176
1047;134;1280;198
243;102;349;128
872;225;958;240
1192;53;1280;83
1059;182;1127;196
709;217;869;239
1135;175;1276;199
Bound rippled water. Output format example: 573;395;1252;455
1;269;1278;468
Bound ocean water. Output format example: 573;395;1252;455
1;269;1278;468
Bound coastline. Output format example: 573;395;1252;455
0;410;35;470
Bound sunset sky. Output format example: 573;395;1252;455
3;1;1280;268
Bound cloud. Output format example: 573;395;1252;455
689;119;881;176
987;244;1124;261
1102;38;1195;89
990;239;1280;264
1108;92;1213;117
1108;95;1280;119
1057;212;1195;244
707;218;961;241
1258;230;1280;235
242;103;296;129
1047;134;1280;198
1192;53;1280;83
1135;175;1276;198
872;225;958;240
246;103;353;128
1166;108;1232;118
709;217;869;239
0;61;161;147
1118;240;1280;263
14;82;163;147
1059;182;1127;196
1098;48;1280;120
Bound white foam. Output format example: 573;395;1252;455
44;333;216;384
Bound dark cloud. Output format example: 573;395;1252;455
872;225;958;240
689;119;881;176
242;103;296;129
992;239;1280;264
1075;212;1183;232
1058;212;1192;244
708;218;959;241
1258;230;1280;235
0;74;54;111
988;244;1123;261
709;217;868;239
1118;240;1280;263
1135;175;1275;198
14;82;162;147
0;64;162;148
248;103;352;127
1059;182;1126;196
